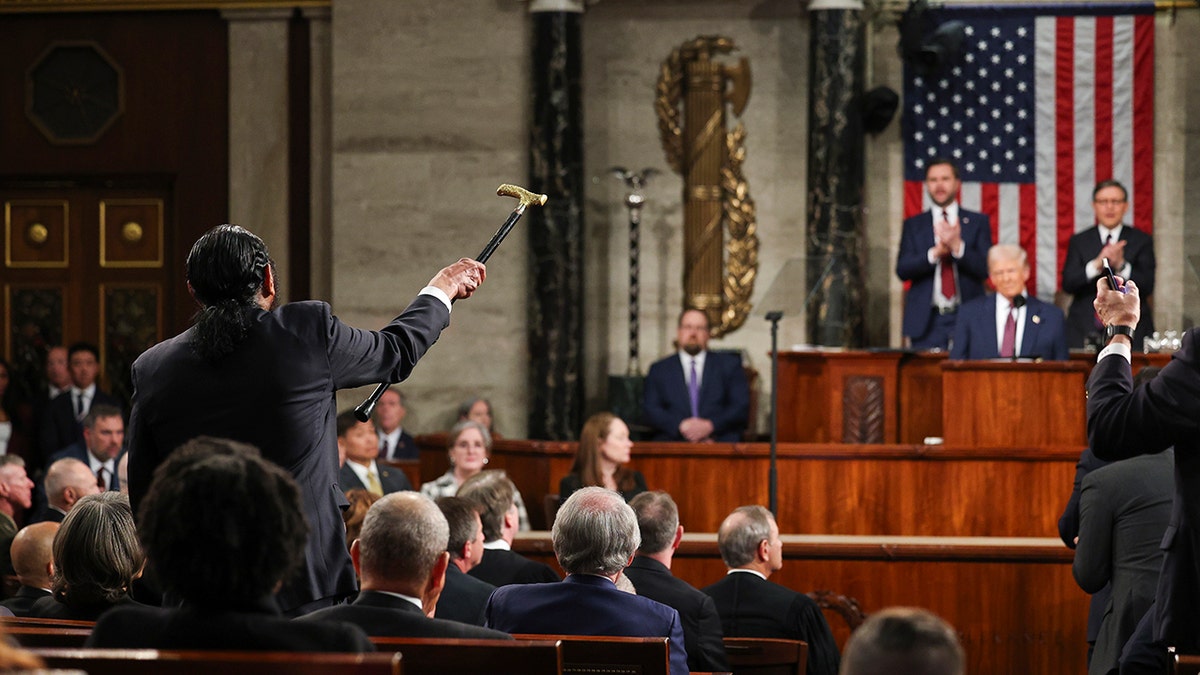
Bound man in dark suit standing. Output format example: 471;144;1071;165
625;491;728;673
1062;179;1155;351
48;405;124;492
896;158;992;350
1073;449;1173;675
29;346;72;474
703;505;840;675
38;343;122;460
434;496;496;626
1088;274;1196;673
300;492;510;640
374;387;418;461
126;224;485;615
643;309;749;443
485;487;690;675
335;411;411;496
0;522;56;616
459;470;559;587
949;245;1068;361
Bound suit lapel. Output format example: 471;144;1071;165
1020;298;1041;357
984;295;1000;357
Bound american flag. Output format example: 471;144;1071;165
903;4;1155;299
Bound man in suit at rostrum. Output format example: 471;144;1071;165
949;244;1068;361
896;158;993;350
126;224;486;616
299;491;510;640
625;491;729;673
1087;273;1199;674
335;410;411;497
642;308;749;443
1061;179;1156;351
484;487;690;675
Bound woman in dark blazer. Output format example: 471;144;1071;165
559;412;647;506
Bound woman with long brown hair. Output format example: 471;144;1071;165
559;412;647;505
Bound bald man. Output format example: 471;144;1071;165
1;522;57;616
32;458;102;524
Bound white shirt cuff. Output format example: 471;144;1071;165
419;286;452;313
1097;341;1132;364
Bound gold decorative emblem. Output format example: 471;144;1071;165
656;35;758;338
121;221;143;243
26;222;48;246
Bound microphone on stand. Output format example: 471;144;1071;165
1010;295;1027;362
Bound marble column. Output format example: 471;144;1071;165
527;0;585;440
805;0;867;347
222;7;292;302
304;6;332;303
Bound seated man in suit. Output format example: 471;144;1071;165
434;496;495;626
703;505;840;675
0;456;34;575
0;522;57;616
643;308;749;443
374;387;418;461
625;491;728;673
949;244;1068;361
49;404;125;491
301;491;509;639
88;437;372;651
484;487;689;675
38;342;122;459
841;607;964;675
31;458;101;524
336;410;411;497
458;470;559;587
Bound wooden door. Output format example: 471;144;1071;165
2;181;175;409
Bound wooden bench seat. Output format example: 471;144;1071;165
371;636;562;674
30;648;401;675
511;634;670;675
723;637;807;675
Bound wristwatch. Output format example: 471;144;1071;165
1104;324;1135;342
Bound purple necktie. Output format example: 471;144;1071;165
1000;307;1017;358
688;359;700;418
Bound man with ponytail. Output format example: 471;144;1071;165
126;224;485;615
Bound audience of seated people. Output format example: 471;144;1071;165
30;491;143;621
373;387;419;461
1;522;57;616
434;496;495;625
30;346;73;473
31;457;101;524
559;412;647;506
484;486;690;675
703;505;841;675
87;436;373;651
299;491;510;640
420;420;530;530
49;404;124;491
457;395;499;438
0;456;35;574
840;607;964;675
626;491;729;673
457;469;559;586
39;342;122;461
336;410;411;497
342;488;381;551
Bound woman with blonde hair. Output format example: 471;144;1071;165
559;412;647;504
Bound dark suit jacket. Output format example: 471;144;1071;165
949;294;1068;361
623;556;728;673
378;430;418;461
895;208;992;340
485;574;689;675
29;594;140;622
337;461;412;495
0;586;51;617
27;506;66;525
1062;224;1156;349
299;590;510;640
436;564;495;626
1058;447;1113;643
703;572;840;675
642;351;749;442
126;296;450;612
1073;450;1173;675
49;443;124;491
88;598;374;652
1087;330;1200;651
468;547;560;587
38;388;122;460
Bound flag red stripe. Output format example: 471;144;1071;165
1132;13;1154;233
1094;17;1114;182
1019;184;1039;295
980;183;1000;245
904;180;923;220
1055;18;1076;258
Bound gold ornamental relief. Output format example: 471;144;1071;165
656;35;758;338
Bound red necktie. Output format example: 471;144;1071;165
1000;307;1017;357
939;210;957;299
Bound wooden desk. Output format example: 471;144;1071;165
941;360;1090;447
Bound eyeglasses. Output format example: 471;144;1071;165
1094;199;1126;206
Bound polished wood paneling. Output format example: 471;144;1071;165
941;361;1089;447
511;534;1088;675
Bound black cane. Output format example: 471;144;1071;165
353;184;548;422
